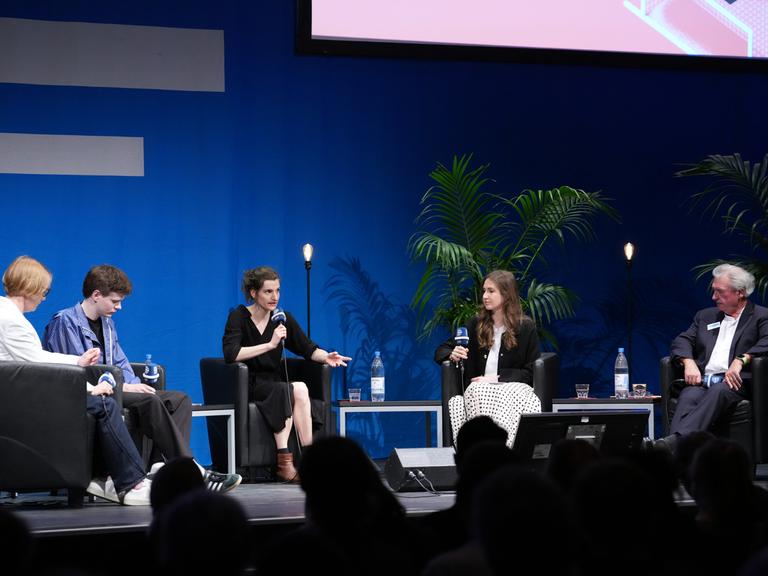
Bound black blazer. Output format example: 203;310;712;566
670;300;768;379
434;315;540;389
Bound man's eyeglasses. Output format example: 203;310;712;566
42;288;51;297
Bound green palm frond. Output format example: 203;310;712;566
678;153;768;300
409;154;504;338
408;233;477;271
412;154;504;254
523;279;579;326
678;153;768;245
410;154;617;342
497;186;619;281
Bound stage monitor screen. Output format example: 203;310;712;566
512;411;647;465
297;0;768;67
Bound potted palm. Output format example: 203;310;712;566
409;154;620;342
676;153;768;296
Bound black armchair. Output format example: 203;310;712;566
199;357;332;480
660;356;768;464
0;362;106;507
440;352;559;446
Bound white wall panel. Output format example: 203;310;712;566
0;132;144;176
0;18;224;92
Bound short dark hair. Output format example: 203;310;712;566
82;265;132;298
242;267;280;302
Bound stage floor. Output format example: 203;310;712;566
1;483;456;537
5;464;768;538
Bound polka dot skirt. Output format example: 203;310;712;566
449;381;542;448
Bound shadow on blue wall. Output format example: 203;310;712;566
553;276;696;398
324;256;440;458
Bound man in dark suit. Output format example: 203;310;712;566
665;264;768;449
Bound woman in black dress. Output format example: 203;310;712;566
223;266;350;482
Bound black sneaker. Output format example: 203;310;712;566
203;470;242;494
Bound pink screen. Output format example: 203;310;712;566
312;0;768;59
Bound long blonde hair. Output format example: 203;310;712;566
476;270;525;350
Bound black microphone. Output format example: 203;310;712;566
272;308;286;327
454;326;469;366
454;326;469;348
272;309;287;347
454;326;469;396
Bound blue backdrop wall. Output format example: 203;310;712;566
1;1;766;460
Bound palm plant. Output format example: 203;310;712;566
676;153;768;298
409;154;620;342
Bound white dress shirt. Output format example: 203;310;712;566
704;309;742;375
484;325;506;380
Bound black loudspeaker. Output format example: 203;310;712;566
384;447;457;492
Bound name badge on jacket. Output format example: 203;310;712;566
707;322;721;331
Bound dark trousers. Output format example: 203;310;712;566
87;394;145;493
670;380;748;436
123;390;193;461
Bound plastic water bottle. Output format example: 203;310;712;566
370;351;385;402
143;353;159;386
614;347;629;399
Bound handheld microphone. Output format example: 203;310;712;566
454;326;469;366
98;372;117;389
272;308;286;326
454;326;469;396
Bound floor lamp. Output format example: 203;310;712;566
302;243;313;339
624;242;635;373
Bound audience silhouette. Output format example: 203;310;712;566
151;490;249;576
8;424;768;576
475;466;571;576
0;509;34;574
545;438;600;493
259;436;428;576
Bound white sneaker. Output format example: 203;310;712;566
120;479;152;506
103;477;119;503
86;477;106;499
87;477;120;504
147;461;165;479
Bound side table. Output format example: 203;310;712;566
192;404;235;475
335;400;443;448
552;396;662;439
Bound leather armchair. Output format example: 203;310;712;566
440;352;559;446
660;356;768;464
199;357;332;480
0;362;116;507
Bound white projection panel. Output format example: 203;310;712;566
309;0;767;59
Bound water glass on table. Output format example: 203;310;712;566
348;388;361;402
575;383;590;399
632;383;647;398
